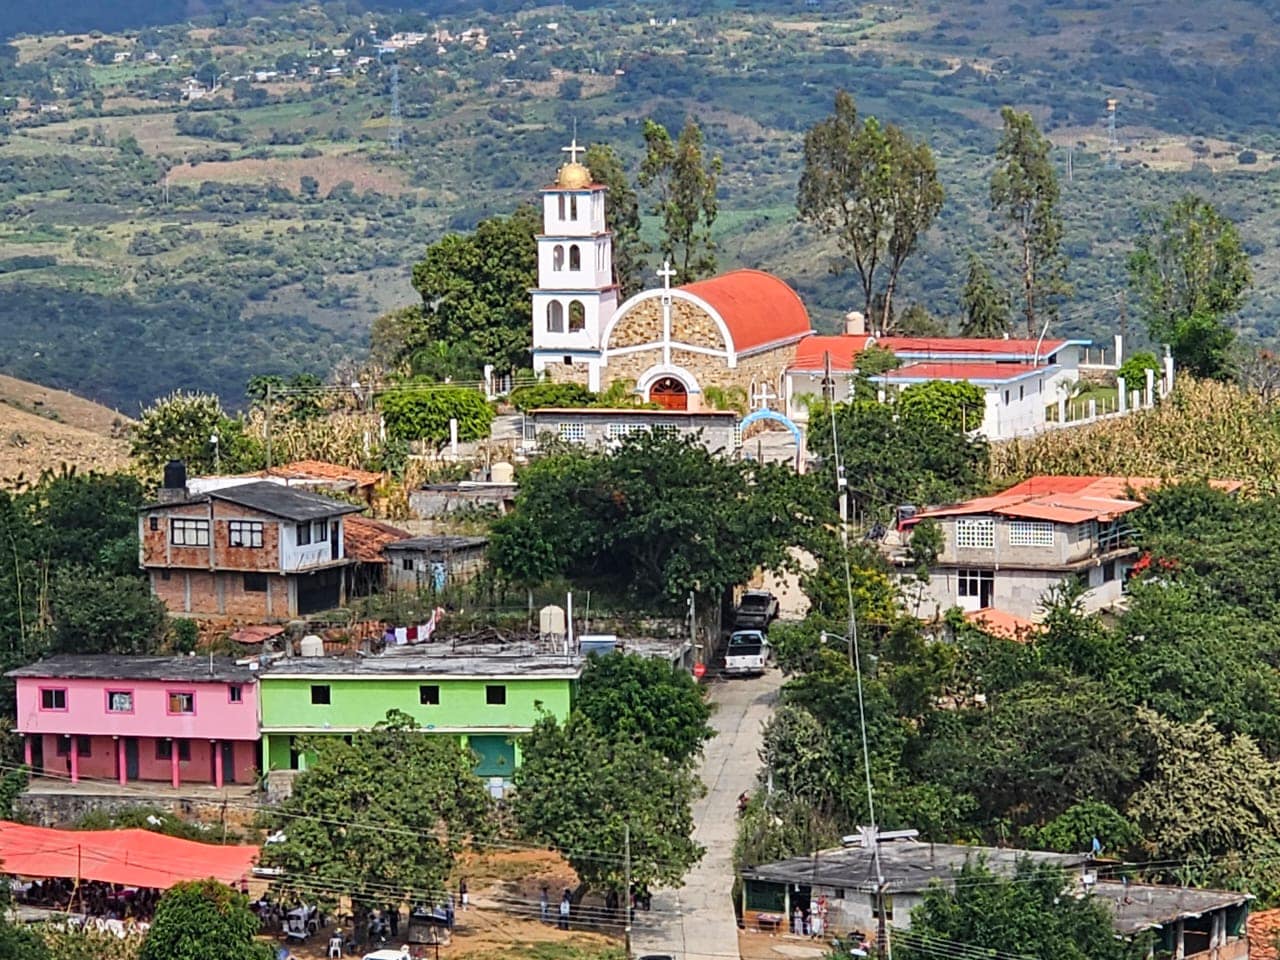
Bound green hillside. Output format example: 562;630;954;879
1;0;1279;407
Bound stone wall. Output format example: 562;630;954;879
16;789;259;829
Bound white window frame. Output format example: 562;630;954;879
106;690;133;713
957;568;994;598
606;423;646;441
170;518;209;547
558;422;586;444
228;520;263;548
1008;520;1054;547
955;518;995;549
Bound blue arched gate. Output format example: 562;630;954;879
738;409;805;470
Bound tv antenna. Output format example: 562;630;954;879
388;61;404;153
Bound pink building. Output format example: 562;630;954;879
9;656;259;789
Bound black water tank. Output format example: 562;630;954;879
163;460;187;491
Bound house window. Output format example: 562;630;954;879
871;894;894;921
486;684;507;705
106;691;133;713
1008;520;1054;547
40;688;67;711
243;573;268;593
313;520;328;542
955;518;995;549
156;739;191;762
401;557;414;571
606;423;645;441
547;301;565;333
311;684;331;705
1019;385;1025;401
167;691;195;714
569;195;578;220
57;736;91;757
229;685;243;703
568;300;585;332
557;195;565;219
228;520;264;548
957;569;994;598
1004;390;1010;405
1102;560;1117;583
558;422;586;444
160;570;171;581
553;244;565;270
149;516;159;531
568;244;581;270
652;424;679;440
296;522;312;546
420;684;440;705
170;518;210;546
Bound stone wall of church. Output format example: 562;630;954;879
543;360;591;387
606;299;727;351
600;343;800;401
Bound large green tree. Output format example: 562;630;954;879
959;251;1011;337
488;432;828;605
798;91;944;334
138;879;271;960
260;710;492;935
639;117;721;282
1128;195;1251;380
378;382;495;449
576;653;713;764
49;569;167;655
407;205;539;375
898;859;1145;960
585;142;649;297
990;107;1068;336
513;714;703;896
130;392;259;476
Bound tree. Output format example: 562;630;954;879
959;252;1011;337
1128;195;1251;380
798;92;944;334
260;711;491;938
49;570;167;655
378;384;494;449
899;859;1144;960
585;142;649;297
575;653;713;764
513;714;703;896
130;391;259;475
990;107;1068;336
897;380;986;433
638;117;721;282
407;205;539;374
1116;351;1159;391
139;879;271;960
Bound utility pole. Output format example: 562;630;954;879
624;822;632;958
265;380;274;471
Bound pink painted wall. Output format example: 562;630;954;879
33;735;258;785
16;677;258;741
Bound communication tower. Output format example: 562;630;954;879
388;62;404;153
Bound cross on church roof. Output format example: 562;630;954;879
561;136;585;165
657;260;677;291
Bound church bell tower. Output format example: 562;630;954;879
530;136;619;390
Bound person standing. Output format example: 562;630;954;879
540;886;550;924
558;890;571;931
459;878;469;909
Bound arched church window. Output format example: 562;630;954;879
569;245;581;270
558;195;566;219
569;195;579;220
547;301;565;333
553;245;565;270
568;301;586;332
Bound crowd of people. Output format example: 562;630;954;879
16;877;161;923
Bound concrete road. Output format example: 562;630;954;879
631;670;783;960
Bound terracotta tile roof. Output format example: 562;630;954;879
269;460;383;488
880;362;1046;384
678;269;813;353
229;625;285;645
1250;907;1280;960
964;608;1043;642
791;335;875;372
344;515;411;564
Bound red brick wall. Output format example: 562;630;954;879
149;569;291;618
141;501;284;572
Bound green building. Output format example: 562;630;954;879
257;647;582;789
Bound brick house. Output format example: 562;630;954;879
139;474;362;619
9;655;259;788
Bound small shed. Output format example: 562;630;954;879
384;535;488;591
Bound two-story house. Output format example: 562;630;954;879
9;655;259;788
257;645;582;797
896;475;1150;623
140;463;362;619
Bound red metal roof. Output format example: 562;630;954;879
1000;475;1245;499
964;608;1043;642
993;495;1143;524
882;362;1044;384
791;335;875;371
678;269;812;353
877;336;1073;357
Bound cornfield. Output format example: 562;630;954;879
243;408;381;468
991;378;1280;494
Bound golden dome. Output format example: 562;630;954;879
556;161;592;189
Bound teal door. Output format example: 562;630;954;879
469;735;516;778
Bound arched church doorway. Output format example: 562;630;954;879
649;377;688;411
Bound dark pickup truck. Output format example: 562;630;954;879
734;590;780;631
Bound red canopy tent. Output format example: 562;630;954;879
0;821;259;889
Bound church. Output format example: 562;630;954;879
530;140;812;411
528;140;1115;439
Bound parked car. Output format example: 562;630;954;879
734;590;779;630
724;629;770;677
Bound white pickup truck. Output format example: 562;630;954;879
724;629;770;677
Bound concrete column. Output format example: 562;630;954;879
1088;398;1097;420
214;740;224;789
70;743;79;784
1114;333;1124;366
1145;368;1156;407
170;741;180;789
1117;377;1127;413
1163;345;1175;395
1057;397;1067;422
117;739;126;787
22;735;31;769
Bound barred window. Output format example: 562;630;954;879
652;424;679;440
955;518;995;549
228;520;263;548
1008;520;1054;547
606;423;646;440
558;422;586;443
170;518;209;546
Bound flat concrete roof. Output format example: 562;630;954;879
8;655;255;684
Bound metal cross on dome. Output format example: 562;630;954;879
561;136;585;165
656;260;677;291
